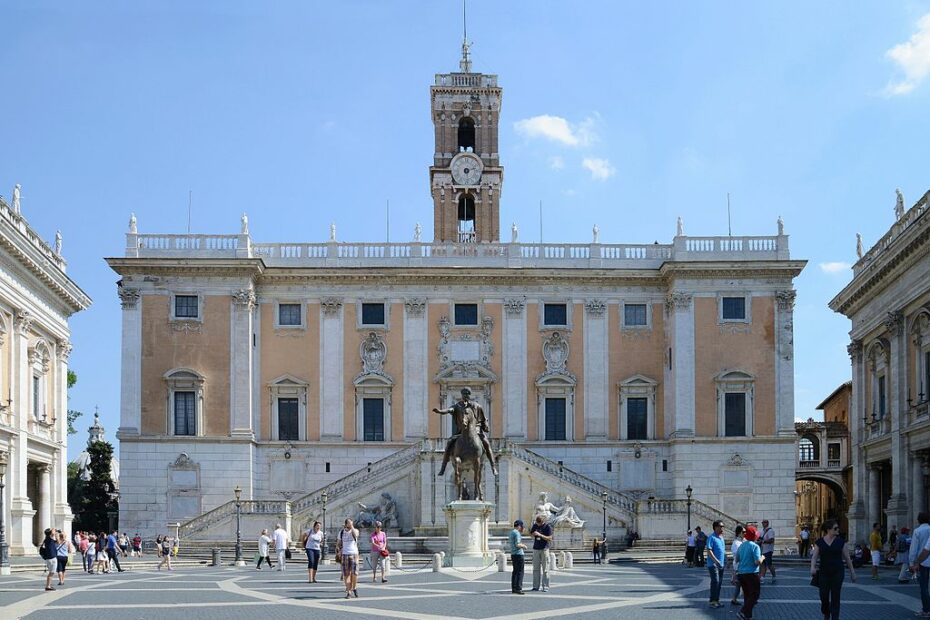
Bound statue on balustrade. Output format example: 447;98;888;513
355;492;398;529
432;387;498;500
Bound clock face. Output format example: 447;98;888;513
451;153;483;186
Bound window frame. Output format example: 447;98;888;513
362;397;386;442
718;294;751;324
165;368;205;437
536;376;575;441
173;390;197;436
358;301;389;330
715;370;754;437
452;302;480;327
541;302;570;329
275;302;305;329
621;302;650;329
619;375;657;440
354;375;393;442
268;375;308;441
170;292;204;323
723;392;748;437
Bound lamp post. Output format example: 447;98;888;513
685;485;693;532
107;489;120;533
601;490;608;542
234;485;243;566
321;490;328;563
0;452;9;576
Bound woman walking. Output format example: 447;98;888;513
94;532;109;574
338;518;360;599
735;525;763;620
811;519;857;620
257;529;273;569
370;521;388;583
729;525;745;606
303;522;323;582
55;531;73;585
685;530;696;567
158;535;173;571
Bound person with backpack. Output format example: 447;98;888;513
895;527;912;582
337;518;360;599
40;528;58;591
734;525;763;620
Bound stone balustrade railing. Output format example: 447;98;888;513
0;197;68;272
434;73;498;88
125;234;789;267
639;498;740;532
179;499;290;540
854;189;930;276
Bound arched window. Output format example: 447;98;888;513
458;117;475;152
799;435;819;464
164;368;205;436
458;194;475;243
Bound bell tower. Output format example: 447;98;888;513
430;39;502;243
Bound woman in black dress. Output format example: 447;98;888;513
810;519;857;620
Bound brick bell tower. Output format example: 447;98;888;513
430;38;503;243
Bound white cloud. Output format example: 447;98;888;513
885;13;930;96
582;157;615;181
548;156;564;170
819;261;852;274
513;114;598;146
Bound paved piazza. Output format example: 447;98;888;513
1;562;928;620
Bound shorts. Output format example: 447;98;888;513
871;550;882;566
56;556;68;573
45;558;57;576
370;551;387;570
762;551;774;567
341;554;358;578
305;548;321;570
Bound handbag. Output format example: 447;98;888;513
380;548;390;558
810;571;820;587
285;548;292;560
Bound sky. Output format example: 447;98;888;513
1;1;929;461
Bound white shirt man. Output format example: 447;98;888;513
273;524;289;571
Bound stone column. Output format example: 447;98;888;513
37;464;51;533
666;293;695;437
775;291;797;436
868;465;881;530
403;299;429;439
583;300;608;441
913;455;926;523
503;299;527;438
845;340;866;543
14;311;33;432
319;298;344;439
885;311;909;526
117;288;142;435
229;289;256;437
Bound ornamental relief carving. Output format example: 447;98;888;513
847;340;863;361
14;309;34;335
775;290;796;311
359;332;387;376
232;289;256;309
503;298;525;316
405;298;427;317
170;321;203;334
437;315;495;370
584;299;606;317
117;287;141;310
320;297;343;316
664;292;692;314
57;339;72;362
538;331;575;383
719;323;752;335
884;310;905;336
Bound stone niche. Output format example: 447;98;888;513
167;453;202;521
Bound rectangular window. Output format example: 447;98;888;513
361;303;386;326
828;443;841;461
627;397;648;440
543;303;568;326
174;391;196;436
277;398;299;441
544;398;567;441
454;303;478;326
721;297;746;320
724;392;746;437
175;295;199;319
363;398;384;441
878;375;887;417
624;304;648;327
278;304;301;326
32;375;41;419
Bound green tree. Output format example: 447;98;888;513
73;440;117;532
66;369;82;435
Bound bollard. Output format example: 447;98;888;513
558;551;566;570
548;552;557;572
565;552;573;569
497;551;506;572
432;553;442;572
211;548;221;567
395;551;403;569
384;555;391;577
439;550;446;559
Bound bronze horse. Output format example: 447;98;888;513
450;410;486;501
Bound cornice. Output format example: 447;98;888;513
105;257;265;278
659;260;807;280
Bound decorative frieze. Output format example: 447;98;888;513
404;298;427;317
775;290;796;311
503;298;525;316
169;321;202;334
321;297;343;316
360;332;387;375
584;299;606;317
437;315;495;369
117;287;141;310
231;288;256;309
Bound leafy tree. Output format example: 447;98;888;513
66;369;82;435
67;461;84;513
72;441;117;532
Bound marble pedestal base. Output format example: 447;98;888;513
443;500;493;568
551;526;585;550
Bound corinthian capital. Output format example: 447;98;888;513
585;299;607;317
775;290;797;311
231;288;256;309
503;298;526;316
884;311;904;336
14;309;34;334
117;287;140;310
846;340;862;362
321;297;343;316
665;292;692;313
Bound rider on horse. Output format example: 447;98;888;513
432;387;498;477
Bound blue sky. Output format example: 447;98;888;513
2;1;929;459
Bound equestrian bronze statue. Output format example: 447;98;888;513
432;387;498;500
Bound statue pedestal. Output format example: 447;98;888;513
443;500;494;568
551;525;585;550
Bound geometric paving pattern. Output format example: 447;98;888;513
1;562;925;619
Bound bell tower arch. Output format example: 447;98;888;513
430;40;503;243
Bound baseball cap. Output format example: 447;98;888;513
514;519;524;528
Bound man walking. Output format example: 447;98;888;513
40;528;58;591
106;530;124;572
273;523;290;571
799;526;810;558
909;512;930;617
706;520;726;608
870;522;883;580
509;519;527;594
694;526;707;567
758;519;776;583
530;515;553;592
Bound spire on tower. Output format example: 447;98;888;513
459;0;472;73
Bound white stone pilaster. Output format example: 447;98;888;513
846;340;866;543
912;455;926;525
503;299;527;438
230;290;256;437
38;464;51;533
868;465;881;529
320;298;344;439
667;293;694;437
775;291;797;436
117;288;142;435
55;342;72;531
403;299;428;439
583;300;608;440
885;311;909;522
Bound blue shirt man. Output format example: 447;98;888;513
509;520;527;594
705;520;727;607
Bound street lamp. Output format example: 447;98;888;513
601;490;608;542
685;485;693;532
234;485;243;566
107;489;120;533
0;452;9;576
321;490;328;562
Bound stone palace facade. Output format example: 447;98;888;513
0;187;91;558
108;48;805;543
831;188;930;545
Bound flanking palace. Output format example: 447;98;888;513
108;46;805;544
